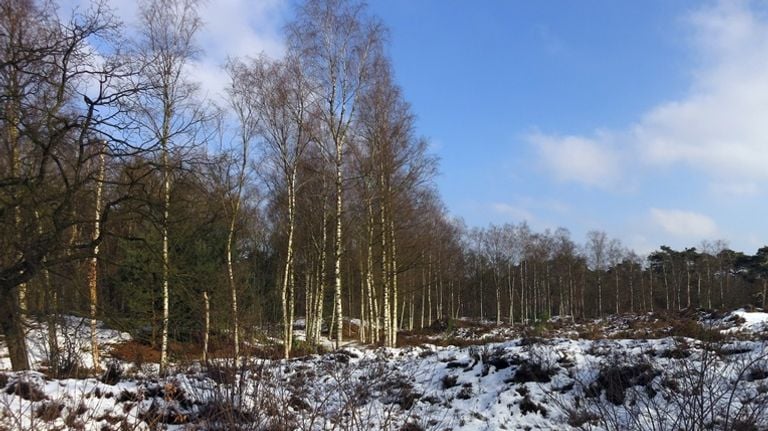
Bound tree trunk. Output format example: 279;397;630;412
663;264;670;311
390;218;398;346
420;261;426;329
43;264;59;374
202;290;209;362
597;273;603;317
226;218;241;362
427;254;433;324
306;271;315;345
0;287;29;370
707;263;712;309
160;127;171;373
88;142;106;371
314;205;328;344
477;259;483;321
4;82;30;370
508;262;514;324
32;209;59;373
380;176;390;347
629;268;634;313
281;180;296;358
366;232;376;343
615;269;620;315
520;262;526;322
409;292;415;331
359;259;366;343
495;268;501;325
333;147;344;349
568;264;574;318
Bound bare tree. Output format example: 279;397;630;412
216;58;264;364
134;0;204;372
585;230;609;317
607;238;624;315
86;140;107;370
236;54;316;358
288;0;383;348
0;0;138;370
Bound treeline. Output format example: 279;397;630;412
1;0;766;374
461;225;767;324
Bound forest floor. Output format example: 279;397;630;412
1;309;767;430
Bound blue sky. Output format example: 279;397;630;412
93;0;768;254
365;0;768;254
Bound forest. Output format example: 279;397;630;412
2;0;767;378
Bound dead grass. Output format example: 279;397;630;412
111;340;161;365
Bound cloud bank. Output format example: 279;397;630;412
531;1;768;189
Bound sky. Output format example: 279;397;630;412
73;0;768;254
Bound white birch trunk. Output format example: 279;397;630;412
359;259;366;343
160;120;171;373
281;180;296;358
88;142;106;370
390;218;398;347
334;148;344;348
427;254;433;325
409;292;414;331
495;268;501;325
226;225;240;363
380;178;390;347
314;207;328;344
508;262;514;324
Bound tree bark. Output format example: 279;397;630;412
333;146;344;349
160;121;171;373
202;290;209;363
281;179;296;358
88;142;106;371
0;287;29;370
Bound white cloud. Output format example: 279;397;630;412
63;0;287;102
528;132;620;187
531;1;768;189
634;1;768;182
192;0;286;100
649;208;718;238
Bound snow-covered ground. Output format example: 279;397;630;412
1;311;767;430
721;308;768;334
0;316;132;372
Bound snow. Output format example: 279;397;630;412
1;312;768;430
711;308;768;334
732;308;768;332
0;316;132;372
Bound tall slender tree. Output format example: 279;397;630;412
288;0;383;348
135;0;204;372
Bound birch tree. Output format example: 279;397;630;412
87;140;107;370
217;59;264;363
585;230;608;317
135;0;204;372
288;0;382;348
240;54;315;358
607;238;624;314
